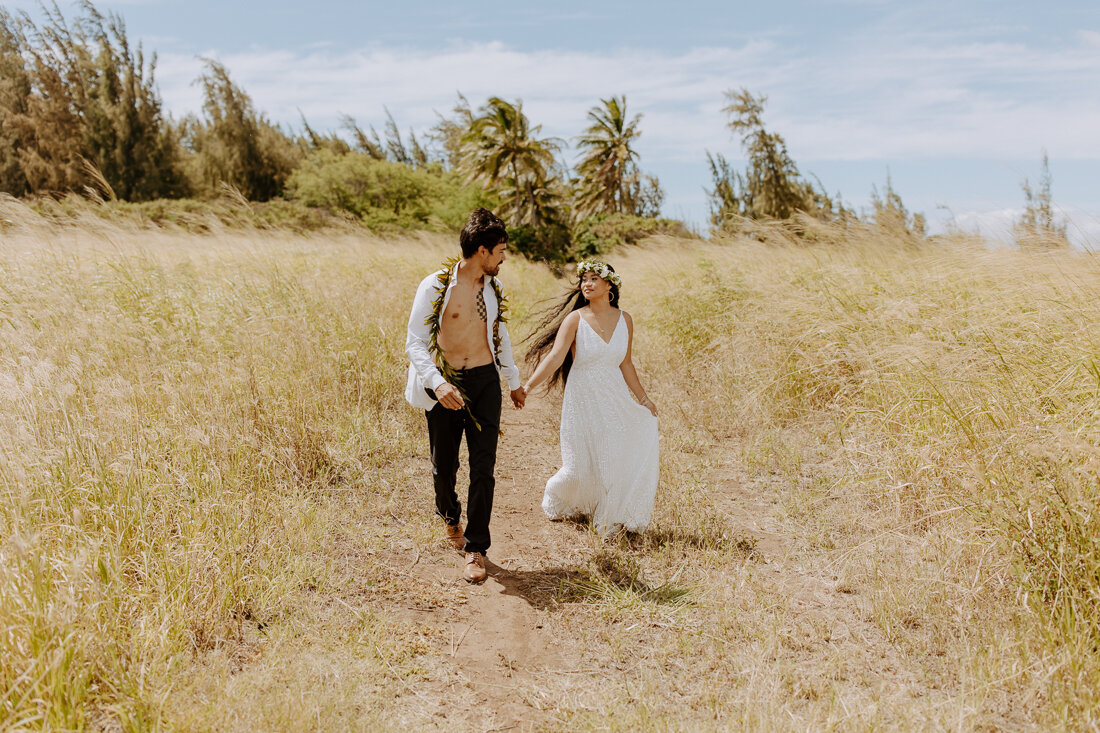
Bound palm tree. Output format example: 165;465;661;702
496;172;566;229
460;97;561;226
574;95;642;216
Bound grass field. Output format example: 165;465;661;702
1;200;1098;730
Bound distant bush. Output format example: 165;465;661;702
571;213;695;258
868;173;926;241
1015;152;1069;250
285;150;494;231
508;223;572;263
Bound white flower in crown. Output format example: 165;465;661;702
576;260;623;288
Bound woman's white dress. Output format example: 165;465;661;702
543;311;659;534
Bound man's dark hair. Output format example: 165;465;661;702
460;208;509;258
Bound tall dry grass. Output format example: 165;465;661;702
0;202;556;728
621;222;1100;726
1;199;1098;728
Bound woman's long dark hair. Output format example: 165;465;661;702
524;264;620;390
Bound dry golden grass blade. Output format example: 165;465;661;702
79;157;118;203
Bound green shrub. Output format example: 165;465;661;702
285;150;494;232
507;223;572;263
571;213;694;258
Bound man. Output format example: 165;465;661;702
404;208;525;583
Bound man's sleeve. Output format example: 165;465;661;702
405;275;447;392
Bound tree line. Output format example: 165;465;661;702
0;2;1067;251
0;3;683;257
706;88;1067;247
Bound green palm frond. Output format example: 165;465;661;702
459;97;564;227
574;95;643;216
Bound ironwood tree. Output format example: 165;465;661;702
0;2;184;199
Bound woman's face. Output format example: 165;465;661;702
580;271;611;301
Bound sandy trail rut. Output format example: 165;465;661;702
398;395;584;728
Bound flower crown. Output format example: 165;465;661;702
576;260;622;288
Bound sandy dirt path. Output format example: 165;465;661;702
380;393;985;730
397;395;584;729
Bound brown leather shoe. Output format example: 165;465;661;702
463;552;487;584
444;523;465;550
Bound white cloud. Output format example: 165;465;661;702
151;30;1100;167
944;208;1019;243
1063;210;1100;251
1078;29;1100;47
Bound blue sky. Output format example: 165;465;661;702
11;0;1100;242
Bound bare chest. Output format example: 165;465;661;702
438;282;491;358
443;282;488;326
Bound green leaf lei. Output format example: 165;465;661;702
424;257;509;432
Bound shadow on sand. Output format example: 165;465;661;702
488;545;692;611
488;562;586;611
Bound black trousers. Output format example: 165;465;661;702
425;364;501;555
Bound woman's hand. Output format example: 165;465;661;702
642;396;658;417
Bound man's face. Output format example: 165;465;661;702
481;240;508;276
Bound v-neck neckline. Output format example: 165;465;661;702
582;310;622;346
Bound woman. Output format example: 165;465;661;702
524;261;659;535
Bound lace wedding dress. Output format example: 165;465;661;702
543;311;659;534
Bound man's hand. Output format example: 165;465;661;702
434;382;465;410
510;386;526;409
